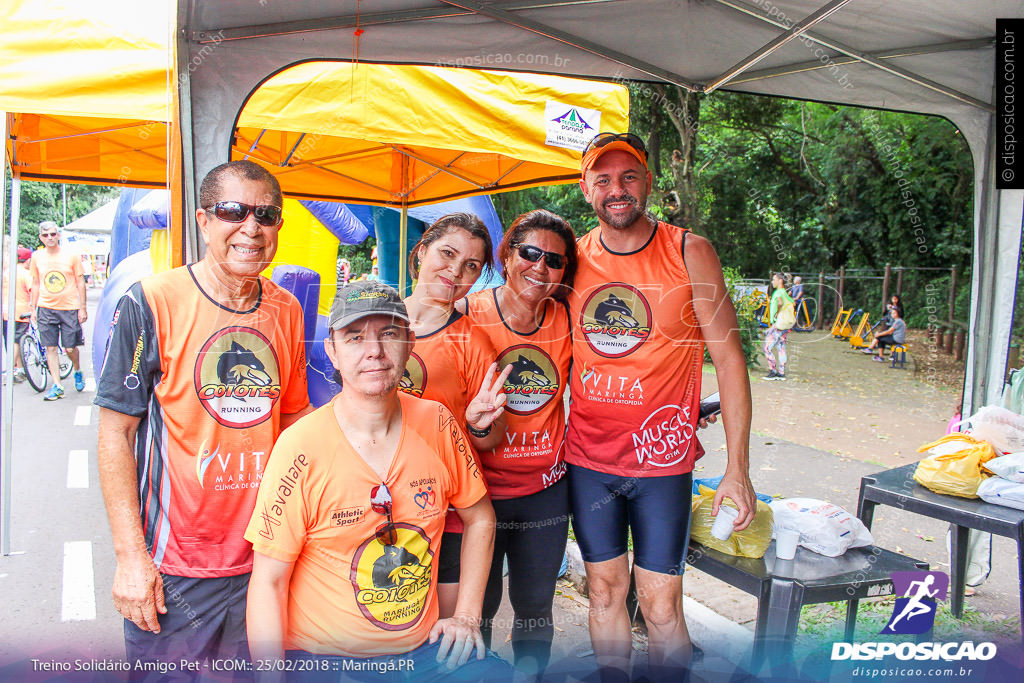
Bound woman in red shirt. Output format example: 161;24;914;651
466;209;577;676
401;212;510;618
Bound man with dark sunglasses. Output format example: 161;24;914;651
245;281;511;680
29;220;88;399
95;160;312;674
567;132;757;681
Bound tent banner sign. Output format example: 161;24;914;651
545;101;601;152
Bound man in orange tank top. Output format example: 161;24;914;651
567;133;757;681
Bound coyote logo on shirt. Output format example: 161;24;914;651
595;294;640;328
195;327;282;428
499;345;559;415
44;271;68;293
351;524;433;631
580;284;652;358
398;352;426;398
217;341;273;387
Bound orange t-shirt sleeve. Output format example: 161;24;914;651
245;429;313;564
436;405;489;510
71;254;84;280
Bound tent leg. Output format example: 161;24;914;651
2;169;20;557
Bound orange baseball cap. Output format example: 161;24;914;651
581;133;649;174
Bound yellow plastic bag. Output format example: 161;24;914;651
913;433;997;498
690;484;774;558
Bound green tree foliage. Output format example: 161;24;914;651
3;176;119;249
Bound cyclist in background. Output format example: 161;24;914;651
29;221;87;399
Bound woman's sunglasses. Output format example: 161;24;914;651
204;201;282;227
370;483;398;546
583;132;649;160
516;244;566;270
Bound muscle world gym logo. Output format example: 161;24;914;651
579;284;652;358
831;570;997;664
499;344;559;415
350;524;433;631
193;326;282;428
399;352;427;398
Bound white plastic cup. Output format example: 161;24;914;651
710;505;739;541
775;528;800;560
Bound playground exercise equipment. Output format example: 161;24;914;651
890;344;909;370
747;290;816;331
831;308;856;339
848;313;872;348
793;297;816;331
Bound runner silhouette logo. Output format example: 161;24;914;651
881;570;949;635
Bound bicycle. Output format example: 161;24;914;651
19;318;73;393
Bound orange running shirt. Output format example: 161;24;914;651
244;394;487;656
95;265;309;577
29;249;83;310
399;309;495;532
566;222;704;477
467;289;571;498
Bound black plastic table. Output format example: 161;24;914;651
853;462;1024;638
686;540;927;662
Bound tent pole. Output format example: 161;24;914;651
398;154;410;296
2;144;20;557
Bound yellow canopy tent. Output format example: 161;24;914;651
235;61;628;290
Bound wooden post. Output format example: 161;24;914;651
817;271;825;330
955;329;966;361
944;326;954;354
948;266;957;323
896;267;903;296
838;266;845;317
882;263;891;311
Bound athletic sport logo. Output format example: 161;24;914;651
194;326;281;428
350;525;433;631
881;571;949;635
499;345;559;415
580;284;652;358
399;352;427;398
44;270;67;293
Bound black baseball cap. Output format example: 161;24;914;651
328;281;410;331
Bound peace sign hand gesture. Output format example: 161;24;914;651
465;362;512;431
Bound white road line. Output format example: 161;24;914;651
74;405;92;426
67;450;89;489
61;541;96;622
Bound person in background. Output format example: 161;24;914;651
29;221;87;399
95;160;311;673
861;306;906;361
788;275;804;301
466;209;576;676
2;245;33;383
401;212;511;619
764;272;795;380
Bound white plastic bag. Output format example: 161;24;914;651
978;477;1024;511
959;405;1024;454
982;452;1024;483
769;498;874;557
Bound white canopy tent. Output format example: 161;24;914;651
173;0;1022;414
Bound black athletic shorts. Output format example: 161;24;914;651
36;307;84;348
568;463;693;575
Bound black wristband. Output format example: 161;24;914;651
466;422;492;438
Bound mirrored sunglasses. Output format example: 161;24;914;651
516;244;566;270
204;201;282;227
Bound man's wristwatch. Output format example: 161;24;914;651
466;422;491;438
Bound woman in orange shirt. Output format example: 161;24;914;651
466;210;577;676
401;212;510;618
